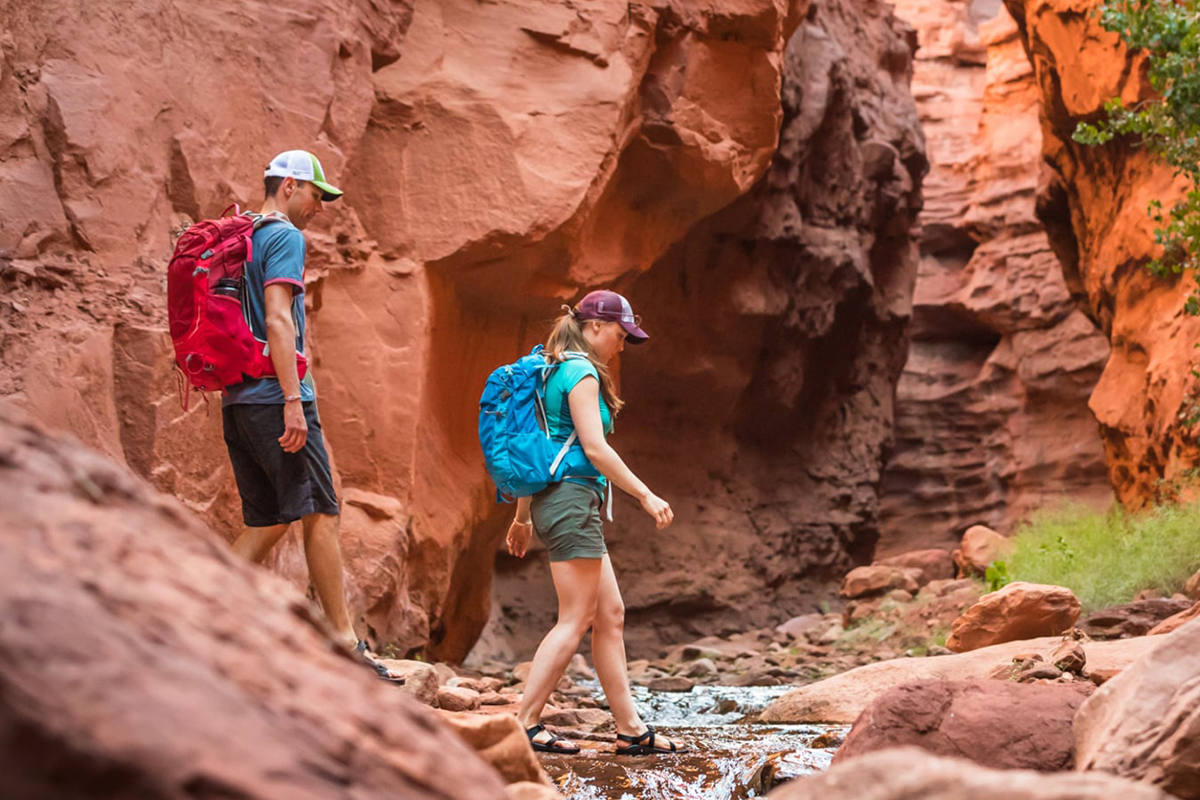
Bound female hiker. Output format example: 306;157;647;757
506;289;686;756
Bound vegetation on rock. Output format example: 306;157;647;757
1074;0;1200;311
998;500;1200;610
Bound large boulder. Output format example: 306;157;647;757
1074;618;1200;798
947;582;1081;652
768;747;1175;800
761;634;1153;723
0;406;509;799
833;680;1093;770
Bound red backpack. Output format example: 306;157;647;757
167;205;307;408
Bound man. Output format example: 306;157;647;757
222;149;399;683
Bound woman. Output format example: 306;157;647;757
506;289;686;756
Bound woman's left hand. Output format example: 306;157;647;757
506;519;533;558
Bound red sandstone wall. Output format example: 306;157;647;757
11;0;911;661
876;0;1112;556
1002;0;1200;508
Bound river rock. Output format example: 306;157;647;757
1148;601;1200;636
1074;619;1200;798
833;680;1093;770
947;582;1081;652
761;635;1155;723
647;676;696;693
952;526;1014;577
776;613;828;641
841;565;922;599
0;406;509;799
1080;599;1194;639
769;747;1175;799
682;658;719;678
383;659;441;706
874;549;957;586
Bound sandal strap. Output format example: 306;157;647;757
525;723;546;740
617;725;655;745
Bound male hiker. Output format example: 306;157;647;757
222;149;400;683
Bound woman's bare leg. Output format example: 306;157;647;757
516;557;603;744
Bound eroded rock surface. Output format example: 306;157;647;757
1075;620;1200;798
0;405;509;799
878;0;1110;556
1002;0;1200;506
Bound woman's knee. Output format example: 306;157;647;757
594;599;625;633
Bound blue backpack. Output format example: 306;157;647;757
479;345;600;502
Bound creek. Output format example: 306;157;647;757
539;683;845;799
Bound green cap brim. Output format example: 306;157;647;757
313;180;343;201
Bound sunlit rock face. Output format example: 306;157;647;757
876;0;1111;556
2;0;833;660
480;0;927;661
999;0;1200;510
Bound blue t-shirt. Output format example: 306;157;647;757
223;215;316;406
543;357;612;492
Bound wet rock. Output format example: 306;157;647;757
1080;599;1194;640
841;565;922;599
761;635;1156;723
875;549;956;587
952;526;1015;578
647;676;696;693
1148;602;1200;636
834;680;1093;770
438;686;482;712
437;712;554;788
1075;621;1200;798
539;707;611;732
770;747;1174;799
0;408;510;799
947;583;1081;652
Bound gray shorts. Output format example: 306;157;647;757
531;481;607;562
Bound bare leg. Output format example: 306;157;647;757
592;555;685;752
517;558;603;746
301;512;355;642
231;523;288;564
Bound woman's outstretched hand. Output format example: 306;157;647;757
506;519;533;558
640;492;674;529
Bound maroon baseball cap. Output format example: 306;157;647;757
575;290;649;344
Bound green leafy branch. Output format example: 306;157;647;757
1073;0;1200;294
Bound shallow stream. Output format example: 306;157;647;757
540;683;846;799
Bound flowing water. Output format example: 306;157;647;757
539;683;846;799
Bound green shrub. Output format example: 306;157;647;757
1005;501;1200;611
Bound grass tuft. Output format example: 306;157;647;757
1004;501;1200;612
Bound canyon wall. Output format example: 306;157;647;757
481;0;926;660
876;0;1111;556
1;0;923;661
1001;0;1200;508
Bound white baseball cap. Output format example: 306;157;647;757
264;150;343;201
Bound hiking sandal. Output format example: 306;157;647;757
615;725;684;755
525;723;581;754
356;640;405;686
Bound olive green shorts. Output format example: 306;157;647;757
531;481;607;562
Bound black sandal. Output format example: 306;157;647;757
356;640;405;686
525;723;581;754
615;725;683;755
